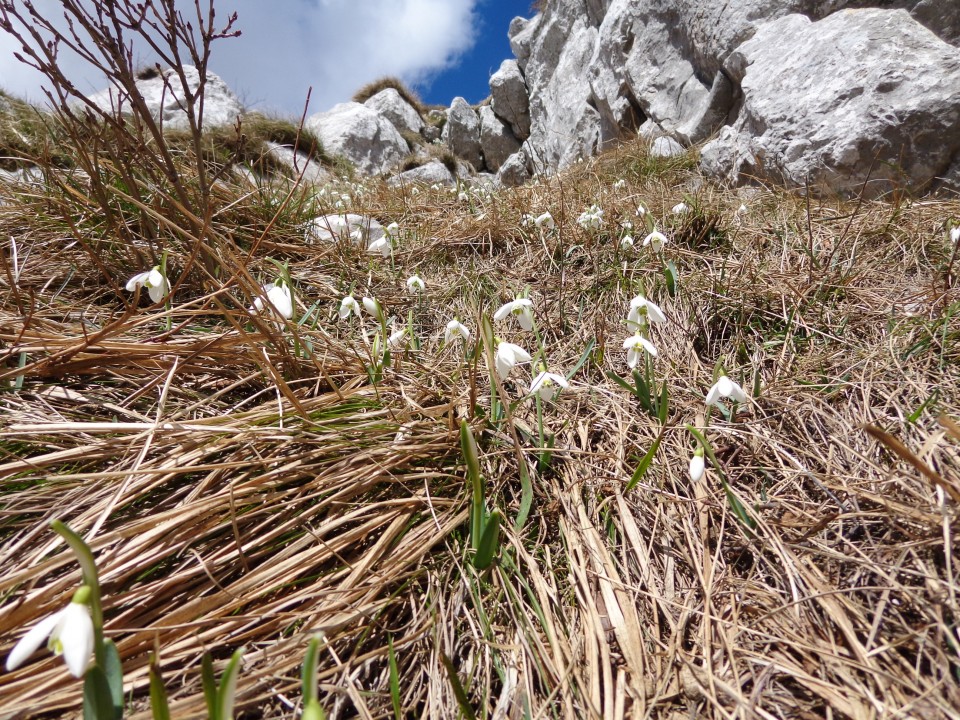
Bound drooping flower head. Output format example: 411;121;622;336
125;266;170;304
620;235;635;250
388;326;408;350
623;334;657;368
406;275;425;293
6;587;94;678
362;296;382;319
493;298;534;331
672;202;690;215
339;295;360;320
367;237;391;257
530;370;569;401
642;230;668;253
252;281;293;319
494;341;532;379
705;375;747;406
627;294;666;331
444;319;470;344
534;211;555;230
577;204;604;231
689;448;705;482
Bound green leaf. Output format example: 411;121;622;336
657;379;669;426
440;653;477;720
388;636;402;720
626;431;663;492
664;261;678;297
149;656;171;720
721;479;757;531
201;653;218;720
216;649;243;720
473;509;503;570
83;666;115;720
460;421;484;550
301;635;321;706
102;639;123;717
605;369;640;399
632;368;651;411
515;456;533;531
566;338;596;379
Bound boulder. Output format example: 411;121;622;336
497;149;532;188
389;160;456;187
305;102;408;175
363;88;424;136
479;106;521;172
441;97;483;171
700;10;960;196
650;136;685;158
509;15;540;73
489;59;531;140
262;142;332;186
87;65;243;131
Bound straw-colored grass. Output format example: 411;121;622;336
1;132;959;719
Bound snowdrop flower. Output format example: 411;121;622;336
705;375;748;406
338;295;360;320
520;213;534;227
388;326;408;349
494;341;532;379
362;296;382;318
623;334;658;368
577;205;604;231
125;266;169;304
689;449;705;482
627;294;666;329
620;235;635;250
736;203;749;216
493;297;535;331
951;226;960;243
6;589;94;678
636;205;647;217
410;187;421;196
444;319;470;343
613;179;626;190
368;237;391;257
385;222;400;239
406;275;425;293
534;211;555;230
252;282;293;319
458;191;470;203
642;230;668;252
672;202;690;215
530;371;569;401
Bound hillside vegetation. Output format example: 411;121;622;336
0;6;959;719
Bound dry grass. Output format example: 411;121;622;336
1;133;959;719
351;77;426;119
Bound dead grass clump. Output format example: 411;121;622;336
351;76;426;118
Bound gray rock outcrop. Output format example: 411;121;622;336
489;60;530;140
478;106;521;173
305;102;408;175
441;97;483;171
87;65;243;131
389;160;456;187
363;88;424;137
700;10;960;196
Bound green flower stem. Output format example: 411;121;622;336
50;519;106;667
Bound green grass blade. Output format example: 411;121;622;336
301;635;321;706
440;652;477;720
626;431;663;492
149;655;171;720
201;653;217;719
388;636;402;720
216;649;243;720
473;509;503;570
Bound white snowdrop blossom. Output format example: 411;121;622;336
705;375;748;406
362;296;382;318
620;235;635;250
385;222;400;239
6;593;94;678
642;230;668;252
458;191;470;203
530;371;569;401
494;341;532;379
444;319;470;344
689;450;705;482
406;275;425;293
628;294;667;329
534;211;555;230
338;295;360;320
672;202;690;215
613;179;626;190
493;298;535;331
636;205;647;217
577;205;604;231
951;226;960;243
252;282;293;319
367;237;391;257
388;326;408;349
737;203;749;216
520;213;534;227
125;266;169;304
623;334;658;368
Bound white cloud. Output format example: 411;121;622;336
0;0;479;115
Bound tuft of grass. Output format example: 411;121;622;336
351;76;426;118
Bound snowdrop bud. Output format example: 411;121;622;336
672;202;690;215
689;449;705;482
362;296;381;318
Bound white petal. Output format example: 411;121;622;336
638;337;658;357
517;307;534;331
388;328;407;348
705;381;722;406
125;271;150;292
362;297;380;316
493;302;512;321
6;610;63;671
627;346;640;369
495;349;513;378
727;379;748;403
689;454;705;482
56;603;93;678
267;285;293;319
508;344;531;363
717;376;734;398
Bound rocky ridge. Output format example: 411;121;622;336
75;2;960;197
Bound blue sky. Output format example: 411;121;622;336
0;0;532;117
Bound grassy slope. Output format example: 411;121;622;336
0;131;958;719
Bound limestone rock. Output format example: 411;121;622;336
490;59;531;140
87;65;242;131
306;102;408;175
389;160;456;187
441;97;483;171
650;136;685;158
363;88;424;136
262;142;332;186
479;106;521;173
509;15;540;72
496;149;531;188
700;9;960;196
